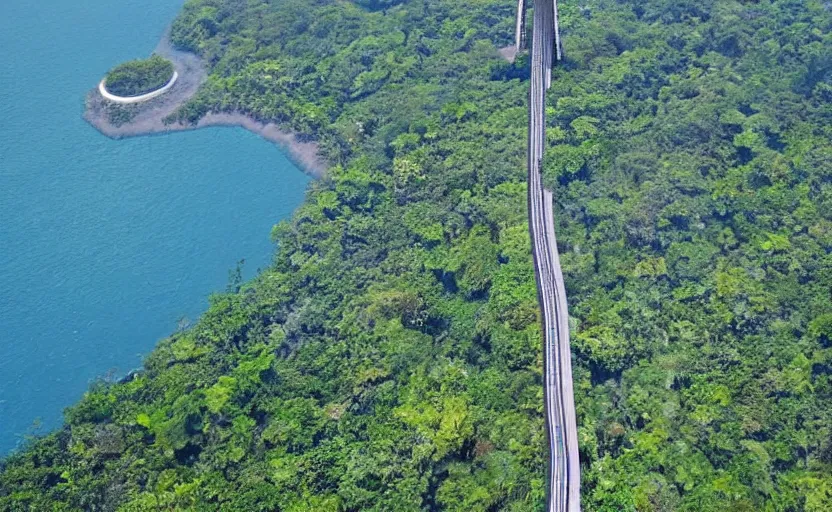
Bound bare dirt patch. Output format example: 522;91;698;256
498;45;519;63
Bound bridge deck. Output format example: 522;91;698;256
522;1;580;511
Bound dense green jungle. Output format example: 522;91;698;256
2;0;831;510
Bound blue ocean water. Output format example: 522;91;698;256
0;0;309;454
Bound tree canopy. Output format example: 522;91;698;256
104;54;174;97
2;0;831;510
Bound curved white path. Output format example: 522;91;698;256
98;71;178;104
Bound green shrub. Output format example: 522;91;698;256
104;55;174;97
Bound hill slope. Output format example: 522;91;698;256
2;0;831;510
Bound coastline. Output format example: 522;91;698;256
84;30;327;179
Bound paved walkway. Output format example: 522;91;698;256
98;71;179;104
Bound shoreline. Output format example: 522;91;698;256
84;30;326;179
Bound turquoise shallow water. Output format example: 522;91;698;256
0;0;309;454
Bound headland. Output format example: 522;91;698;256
84;31;326;178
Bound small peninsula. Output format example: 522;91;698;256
84;32;326;178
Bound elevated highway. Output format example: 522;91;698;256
516;1;580;510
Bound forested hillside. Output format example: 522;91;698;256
2;0;831;510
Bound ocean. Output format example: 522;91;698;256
0;0;309;454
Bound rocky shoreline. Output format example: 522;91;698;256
84;31;326;178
